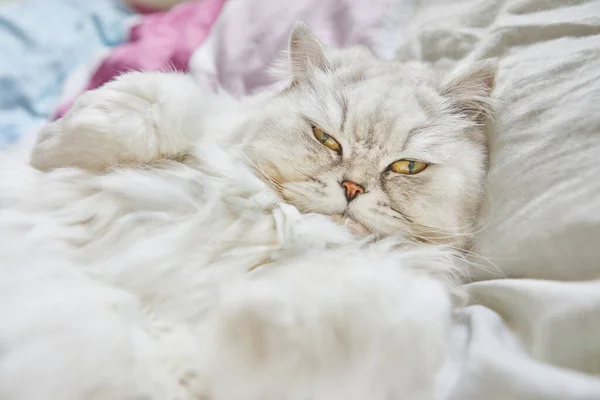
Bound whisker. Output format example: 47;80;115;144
388;206;413;223
408;234;505;278
288;164;320;183
386;203;498;240
450;253;505;279
239;152;284;191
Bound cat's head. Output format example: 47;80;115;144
244;22;496;247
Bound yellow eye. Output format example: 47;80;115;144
390;160;428;175
312;126;341;153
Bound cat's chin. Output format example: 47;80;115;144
328;214;371;236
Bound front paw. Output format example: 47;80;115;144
199;251;451;400
31;71;204;171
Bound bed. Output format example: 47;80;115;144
1;0;599;398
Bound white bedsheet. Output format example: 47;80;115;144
395;0;600;397
440;280;600;399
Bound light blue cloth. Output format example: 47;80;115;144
0;0;133;147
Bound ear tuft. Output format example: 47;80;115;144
442;59;498;123
288;21;331;84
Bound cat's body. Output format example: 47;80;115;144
0;23;496;399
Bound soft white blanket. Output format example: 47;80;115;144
397;0;600;398
440;280;600;399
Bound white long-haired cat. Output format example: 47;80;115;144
0;23;495;400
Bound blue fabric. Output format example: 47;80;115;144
0;0;134;147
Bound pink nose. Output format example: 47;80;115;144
341;180;365;202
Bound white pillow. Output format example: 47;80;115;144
395;0;600;281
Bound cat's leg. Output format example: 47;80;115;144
198;252;452;400
31;71;209;171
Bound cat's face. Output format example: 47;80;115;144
245;23;496;246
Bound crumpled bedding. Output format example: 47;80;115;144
55;0;403;115
55;0;226;118
402;0;600;398
2;0;599;398
2;0;406;143
441;281;600;399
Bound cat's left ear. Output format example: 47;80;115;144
288;21;331;84
441;59;498;123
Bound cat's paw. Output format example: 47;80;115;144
200;251;451;399
31;71;206;171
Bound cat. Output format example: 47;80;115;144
0;22;496;400
31;22;496;248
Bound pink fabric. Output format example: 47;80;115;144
189;0;395;97
56;0;399;118
56;0;225;118
126;2;164;14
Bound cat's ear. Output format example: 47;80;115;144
288;21;331;84
441;59;498;123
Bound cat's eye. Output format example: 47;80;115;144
390;160;428;175
312;126;341;153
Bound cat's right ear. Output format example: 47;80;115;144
441;59;498;123
288;21;331;84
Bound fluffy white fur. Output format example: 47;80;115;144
0;142;454;399
0;23;496;400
